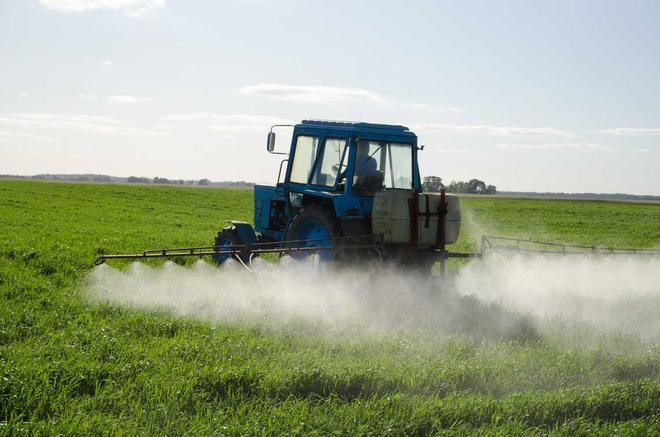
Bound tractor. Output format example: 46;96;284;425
212;120;462;269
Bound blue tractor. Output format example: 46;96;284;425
211;120;463;268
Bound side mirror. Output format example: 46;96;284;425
266;132;276;152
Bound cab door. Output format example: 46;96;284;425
285;133;349;192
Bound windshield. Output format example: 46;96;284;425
353;140;413;194
289;135;348;188
311;138;347;187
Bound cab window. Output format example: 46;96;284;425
353;140;413;194
289;135;319;184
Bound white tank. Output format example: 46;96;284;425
372;189;461;246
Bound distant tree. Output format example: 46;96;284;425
198;179;210;186
467;179;486;194
446;179;496;195
422;176;444;192
446;180;468;193
153;177;172;184
127;176;150;184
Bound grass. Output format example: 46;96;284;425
457;196;660;250
0;179;659;435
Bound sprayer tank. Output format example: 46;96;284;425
372;190;461;246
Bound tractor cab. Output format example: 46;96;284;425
281;120;420;196
254;120;421;243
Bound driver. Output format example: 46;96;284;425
355;141;377;181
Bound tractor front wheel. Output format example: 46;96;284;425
213;226;252;265
284;204;341;260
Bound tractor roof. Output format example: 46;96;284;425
299;119;416;138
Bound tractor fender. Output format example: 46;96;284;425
285;204;341;241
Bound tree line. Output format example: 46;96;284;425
14;173;253;188
127;177;251;187
422;176;497;195
127;176;208;185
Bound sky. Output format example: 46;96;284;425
1;0;659;195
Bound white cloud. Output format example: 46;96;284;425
0;113;163;136
237;83;385;103
0;130;55;143
496;142;613;151
101;60;113;66
77;94;97;99
39;0;166;17
17;93;28;97
404;103;462;113
107;95;153;104
412;123;570;137
432;148;473;154
164;113;292;133
632;148;649;153
405;103;434;111
4;113;120;125
603;128;660;136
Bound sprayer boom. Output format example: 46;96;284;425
94;235;659;272
481;236;660;257
94;235;386;269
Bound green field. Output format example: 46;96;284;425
1;180;659;435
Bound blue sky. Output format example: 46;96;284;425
1;0;659;194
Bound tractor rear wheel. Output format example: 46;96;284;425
284;204;341;260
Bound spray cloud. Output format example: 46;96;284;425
86;253;660;342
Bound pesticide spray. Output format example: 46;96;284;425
86;253;660;342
